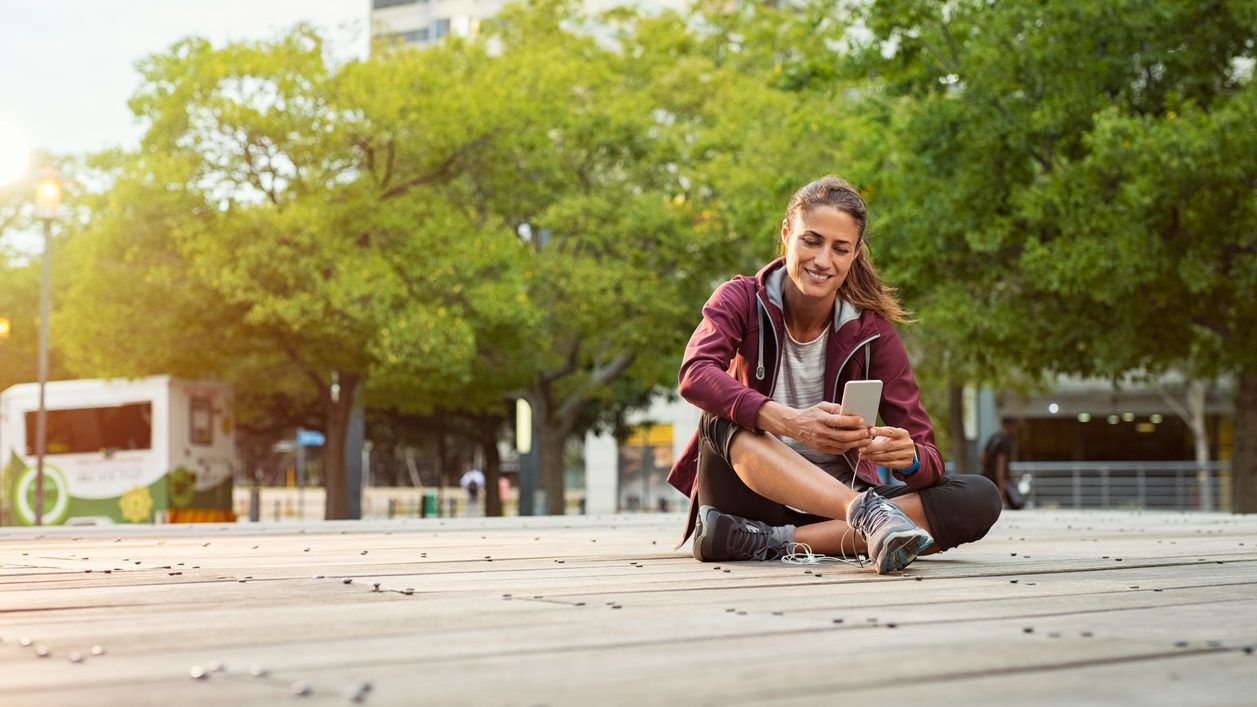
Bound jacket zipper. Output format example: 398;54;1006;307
833;334;881;399
755;292;780;385
834;332;881;483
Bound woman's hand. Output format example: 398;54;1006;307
790;401;872;455
859;426;917;469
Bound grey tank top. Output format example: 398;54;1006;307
770;326;856;485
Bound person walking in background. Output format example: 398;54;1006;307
460;468;484;517
981;417;1023;509
668;176;1002;574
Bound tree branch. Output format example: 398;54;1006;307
239;134;281;206
383;139;396;189
1156;387;1191;423
279;337;327;401
541;341;580;385
380;134;493;200
555;351;634;425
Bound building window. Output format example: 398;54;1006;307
373;0;420;9
398;28;430;43
433;18;450;38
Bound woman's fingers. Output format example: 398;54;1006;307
859;428;915;467
829;412;868;429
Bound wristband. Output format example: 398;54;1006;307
901;452;920;474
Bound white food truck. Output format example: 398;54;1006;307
0;376;237;525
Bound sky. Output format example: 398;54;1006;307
0;0;370;175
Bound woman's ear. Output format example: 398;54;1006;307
780;218;790;245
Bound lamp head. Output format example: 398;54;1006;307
35;166;62;220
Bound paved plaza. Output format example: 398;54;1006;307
2;510;1256;705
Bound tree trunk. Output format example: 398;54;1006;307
527;386;572;516
1232;371;1257;513
1186;380;1212;511
435;434;447;514
481;419;503;517
323;370;360;520
526;350;632;515
1160;377;1214;511
947;381;968;474
536;417;568;515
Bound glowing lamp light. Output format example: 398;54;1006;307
35;168;62;219
0;317;11;338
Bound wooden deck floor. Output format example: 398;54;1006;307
2;509;1256;706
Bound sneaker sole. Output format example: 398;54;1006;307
877;531;934;574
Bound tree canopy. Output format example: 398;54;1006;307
850;0;1257;506
20;0;1257;514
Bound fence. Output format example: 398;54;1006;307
1007;461;1230;512
230;486;587;521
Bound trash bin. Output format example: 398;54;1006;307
421;493;438;518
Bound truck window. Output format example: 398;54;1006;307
190;396;213;445
25;402;153;455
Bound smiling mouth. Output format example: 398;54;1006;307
804;268;833;283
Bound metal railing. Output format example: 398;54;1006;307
1005;461;1230;512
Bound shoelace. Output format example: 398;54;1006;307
728;521;775;560
853;495;899;539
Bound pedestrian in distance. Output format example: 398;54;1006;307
981;417;1024;509
460;469;484;517
668;176;1003;574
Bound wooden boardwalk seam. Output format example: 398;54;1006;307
2;510;1256;706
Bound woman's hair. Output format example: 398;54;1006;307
781;175;911;324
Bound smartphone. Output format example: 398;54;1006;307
840;380;883;428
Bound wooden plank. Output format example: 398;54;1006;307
2;510;1256;705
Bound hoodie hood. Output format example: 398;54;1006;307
758;258;863;334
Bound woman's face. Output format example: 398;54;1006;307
780;205;861;302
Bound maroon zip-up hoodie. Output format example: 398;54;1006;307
668;258;943;519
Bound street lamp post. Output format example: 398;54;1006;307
33;166;62;526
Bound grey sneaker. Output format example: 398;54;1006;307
693;506;786;562
846;490;934;574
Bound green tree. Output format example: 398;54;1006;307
55;150;320;479
851;0;1257;507
57;1;883;519
59;27;537;518
460;1;874;512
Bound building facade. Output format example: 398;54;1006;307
371;0;686;47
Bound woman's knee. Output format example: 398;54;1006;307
698;413;744;461
964;475;1003;535
970;473;1000;528
927;475;1002;550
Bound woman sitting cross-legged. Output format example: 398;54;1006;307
667;176;1002;574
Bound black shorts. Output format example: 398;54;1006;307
696;413;1001;552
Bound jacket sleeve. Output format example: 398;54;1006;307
677;279;771;432
869;321;945;489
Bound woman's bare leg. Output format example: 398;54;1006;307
727;430;859;518
729;430;936;555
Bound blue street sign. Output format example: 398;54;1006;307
296;429;325;447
